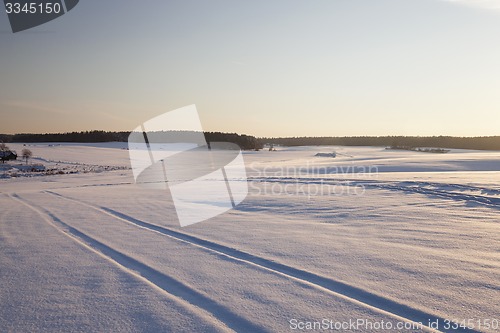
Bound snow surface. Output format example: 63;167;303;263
1;143;499;332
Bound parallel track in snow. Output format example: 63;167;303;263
42;190;483;333
9;193;264;333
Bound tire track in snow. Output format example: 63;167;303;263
250;177;500;209
9;193;266;333
370;184;500;208
45;191;481;333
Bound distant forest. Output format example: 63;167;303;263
262;136;500;151
0;131;263;151
1;131;500;151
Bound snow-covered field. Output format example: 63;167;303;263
1;143;499;332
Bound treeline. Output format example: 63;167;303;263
261;136;500;151
2;132;500;151
128;131;263;150
1;131;128;143
0;130;263;150
205;132;262;150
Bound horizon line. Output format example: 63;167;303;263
1;130;500;140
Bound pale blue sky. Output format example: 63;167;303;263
1;0;500;137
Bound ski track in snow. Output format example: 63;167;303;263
33;190;484;333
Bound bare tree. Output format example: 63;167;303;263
22;148;32;165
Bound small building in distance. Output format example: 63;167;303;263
0;150;17;163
